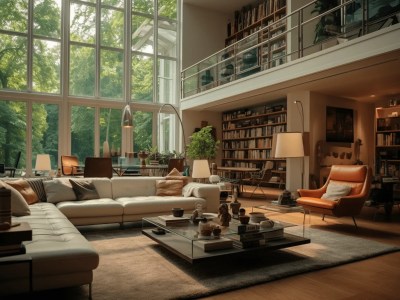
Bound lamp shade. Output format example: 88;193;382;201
192;159;211;179
121;104;133;127
274;132;304;158
35;154;51;171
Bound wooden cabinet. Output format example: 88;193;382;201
222;102;287;187
375;106;400;177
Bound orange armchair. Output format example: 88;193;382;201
297;165;372;228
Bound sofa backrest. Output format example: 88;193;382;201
111;177;165;198
53;177;113;199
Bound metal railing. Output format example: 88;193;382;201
181;0;399;99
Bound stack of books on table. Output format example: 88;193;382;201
229;222;285;249
157;215;190;226
0;243;25;257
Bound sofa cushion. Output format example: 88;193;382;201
43;179;76;203
56;198;123;218
0;180;31;216
27;178;47;202
321;183;352;201
111;177;165;198
166;168;189;186
6;179;39;205
69;179;100;200
156;180;183;196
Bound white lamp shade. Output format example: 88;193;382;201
192;160;211;179
121;104;133;127
274;132;304;158
35;154;51;171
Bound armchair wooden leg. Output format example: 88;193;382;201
322;214;325;221
352;216;358;230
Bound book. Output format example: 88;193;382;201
195;237;233;252
232;239;266;249
229;222;260;234
157;215;190;226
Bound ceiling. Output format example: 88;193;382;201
183;0;247;14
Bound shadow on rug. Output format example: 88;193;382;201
8;226;400;300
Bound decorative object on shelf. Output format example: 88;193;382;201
138;151;149;166
230;188;241;219
201;70;214;86
218;203;231;227
34;154;52;176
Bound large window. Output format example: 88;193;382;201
0;0;180;175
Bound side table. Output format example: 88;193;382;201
0;222;33;292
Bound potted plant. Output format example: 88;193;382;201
147;146;160;165
186;126;219;160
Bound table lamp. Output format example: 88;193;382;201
192;160;211;183
35;154;52;176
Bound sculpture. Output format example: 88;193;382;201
218;203;231;227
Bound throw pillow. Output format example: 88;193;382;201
321;183;352;201
6;179;39;205
27;178;47;202
0;181;30;216
166;168;189;186
69;179;100;200
156;179;183;196
43;179;76;203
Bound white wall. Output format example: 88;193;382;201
181;4;229;69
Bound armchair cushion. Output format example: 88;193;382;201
321;183;352;201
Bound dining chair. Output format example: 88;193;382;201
61;155;84;176
84;157;113;179
245;161;274;199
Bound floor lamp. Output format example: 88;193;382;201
273;132;305;190
157;104;187;166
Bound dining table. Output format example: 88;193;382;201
112;164;168;177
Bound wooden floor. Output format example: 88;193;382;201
201;186;400;300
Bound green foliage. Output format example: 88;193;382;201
186;126;219;160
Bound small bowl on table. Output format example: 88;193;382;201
172;208;184;217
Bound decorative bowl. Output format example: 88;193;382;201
172;208;184;217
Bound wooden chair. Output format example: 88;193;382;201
61;155;84;176
84;157;113;179
296;165;372;229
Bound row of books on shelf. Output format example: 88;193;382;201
222;161;261;168
223;138;273;149
223;149;272;160
223;105;286;121
222;125;287;139
227;0;287;37
223;114;287;130
376;133;400;146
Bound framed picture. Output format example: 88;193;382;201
326;107;354;143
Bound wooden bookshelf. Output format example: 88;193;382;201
222;102;287;187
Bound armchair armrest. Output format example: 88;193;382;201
297;187;326;198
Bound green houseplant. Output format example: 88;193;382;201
186;126;219;160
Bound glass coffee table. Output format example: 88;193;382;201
142;215;310;264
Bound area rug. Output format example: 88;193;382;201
77;225;400;300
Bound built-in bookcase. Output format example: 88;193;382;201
222;102;287;187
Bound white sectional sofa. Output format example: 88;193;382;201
0;176;220;296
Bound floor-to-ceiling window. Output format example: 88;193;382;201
0;0;179;176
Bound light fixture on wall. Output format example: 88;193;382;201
157;103;187;163
121;103;133;127
35;154;52;176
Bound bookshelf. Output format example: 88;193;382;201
222;102;287;187
225;0;287;73
375;105;400;178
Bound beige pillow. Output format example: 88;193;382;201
321;183;352;201
43;179;76;203
0;181;30;216
6;179;39;205
166;168;189;186
156;180;183;196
